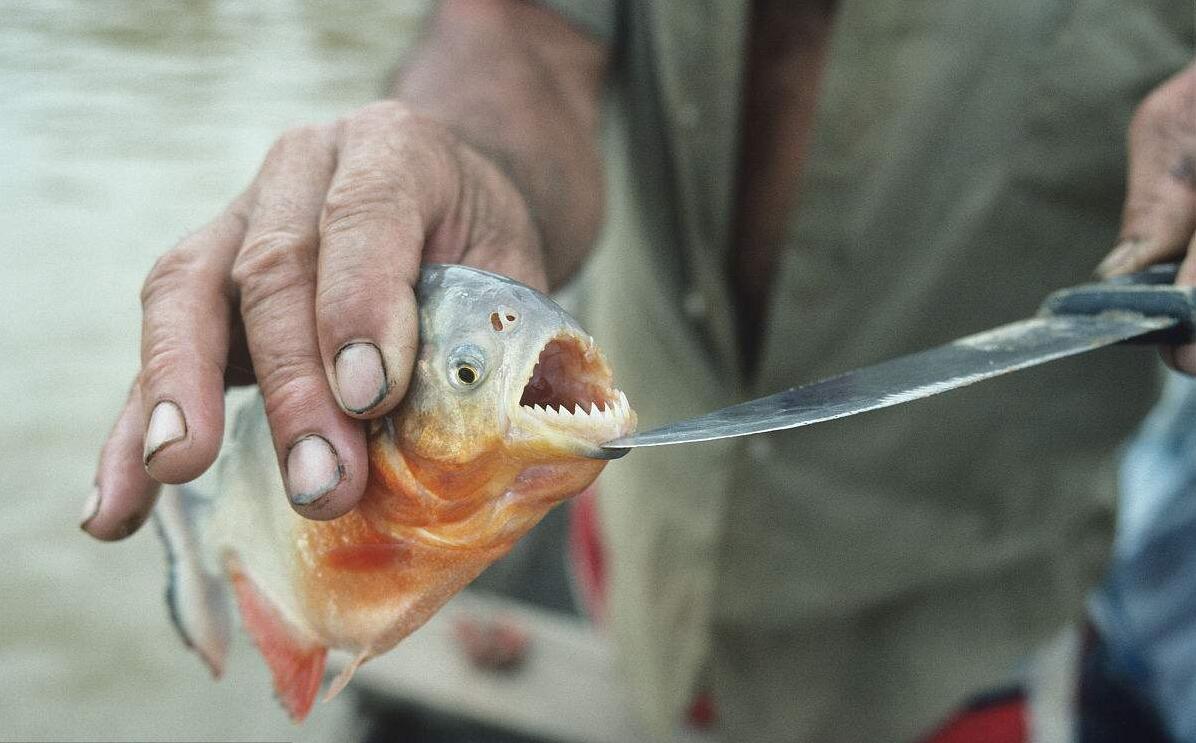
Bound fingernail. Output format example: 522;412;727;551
80;486;101;530
1096;240;1142;278
144;401;187;464
335;343;388;413
286;435;342;505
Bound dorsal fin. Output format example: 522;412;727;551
225;556;327;722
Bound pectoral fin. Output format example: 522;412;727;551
226;556;327;722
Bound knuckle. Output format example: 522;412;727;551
313;259;412;340
140;248;202;308
314;269;390;321
139;336;226;389
320;179;419;238
321;173;392;218
258;358;327;423
231;230;315;306
139;343;198;391
346;100;415;132
267;123;331;160
314;276;360;319
341;105;455;173
251;193;311;227
325;112;460;236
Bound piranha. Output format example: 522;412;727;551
154;264;635;721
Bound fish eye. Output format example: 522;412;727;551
447;344;487;389
457;365;478;384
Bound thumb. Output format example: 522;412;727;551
1097;63;1196;279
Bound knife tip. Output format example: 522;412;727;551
595;441;632;459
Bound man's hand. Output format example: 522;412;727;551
82;0;607;540
1097;59;1196;371
85;105;544;539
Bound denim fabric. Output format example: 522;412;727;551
1092;372;1196;741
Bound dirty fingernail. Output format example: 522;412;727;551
80;486;101;530
286;435;342;505
144;401;187;464
1096;240;1142;278
335;342;388;413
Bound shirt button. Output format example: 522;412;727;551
683;289;708;320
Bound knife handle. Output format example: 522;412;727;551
1039;262;1196;344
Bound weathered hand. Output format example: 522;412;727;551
83;101;545;539
1097;60;1196;371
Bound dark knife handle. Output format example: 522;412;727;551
1039;263;1196;344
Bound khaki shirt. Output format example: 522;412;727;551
544;0;1194;740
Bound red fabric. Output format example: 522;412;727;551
686;692;718;730
921;695;1027;743
568;486;607;624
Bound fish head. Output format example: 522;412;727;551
376;265;635;516
292;265;635;668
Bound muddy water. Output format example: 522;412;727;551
0;2;430;738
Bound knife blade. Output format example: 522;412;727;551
600;264;1196;453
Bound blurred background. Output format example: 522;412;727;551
1;2;650;740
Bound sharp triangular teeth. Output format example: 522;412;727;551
589;402;599;416
534;404;545;415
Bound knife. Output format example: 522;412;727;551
600;263;1195;455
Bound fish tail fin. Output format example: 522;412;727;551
226;555;327;722
323;650;370;703
153;485;231;677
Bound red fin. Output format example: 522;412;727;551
226;558;326;722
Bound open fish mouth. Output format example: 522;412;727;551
515;333;634;458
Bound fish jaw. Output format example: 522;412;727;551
508;330;636;460
292;503;515;659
